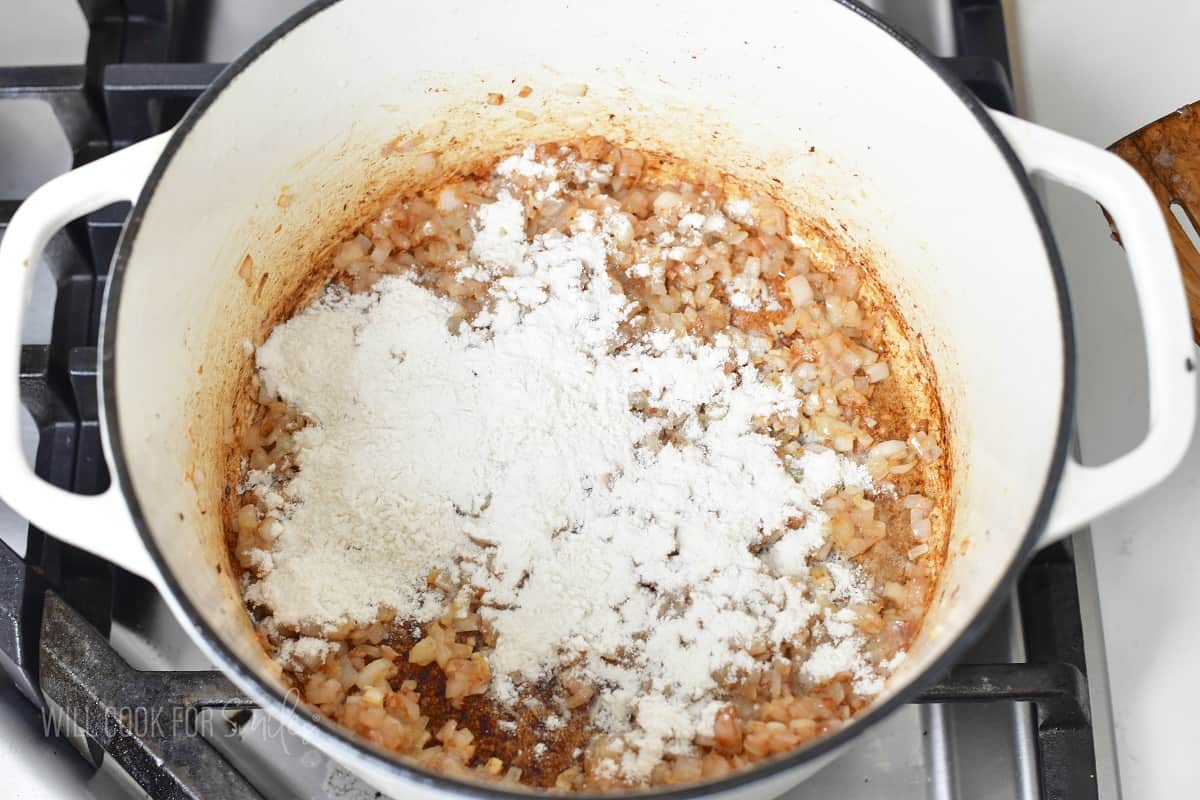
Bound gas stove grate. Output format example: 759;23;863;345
0;2;1097;798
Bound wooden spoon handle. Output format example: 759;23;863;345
1109;102;1200;340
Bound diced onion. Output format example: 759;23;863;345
786;274;813;306
865;362;890;384
902;494;934;511
911;516;932;540
437;186;461;213
869;440;907;460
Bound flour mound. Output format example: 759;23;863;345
244;155;880;780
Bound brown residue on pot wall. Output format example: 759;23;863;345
237;253;253;286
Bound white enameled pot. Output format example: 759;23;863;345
0;1;1194;797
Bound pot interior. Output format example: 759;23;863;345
107;0;1065;785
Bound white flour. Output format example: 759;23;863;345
246;152;884;780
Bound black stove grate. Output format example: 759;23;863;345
0;2;1097;798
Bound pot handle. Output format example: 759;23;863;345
990;111;1197;544
0;133;171;581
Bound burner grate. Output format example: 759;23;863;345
39;590;259;800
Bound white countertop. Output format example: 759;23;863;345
1009;2;1200;797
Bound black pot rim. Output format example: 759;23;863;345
100;0;1075;797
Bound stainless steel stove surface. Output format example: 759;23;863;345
0;2;1108;798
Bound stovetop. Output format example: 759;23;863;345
0;2;1106;798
